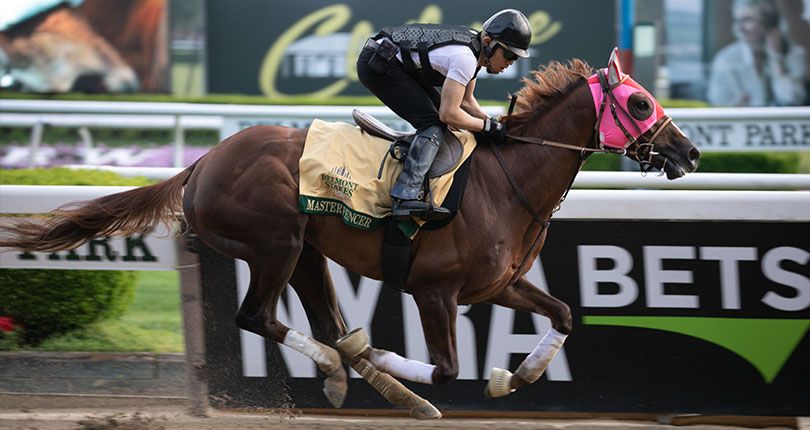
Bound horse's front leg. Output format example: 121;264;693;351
411;289;461;384
483;276;572;398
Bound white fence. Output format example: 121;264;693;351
1;99;809;168
1;184;807;417
2;184;808;222
62;165;810;191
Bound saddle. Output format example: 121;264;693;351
352;109;465;178
347;110;474;293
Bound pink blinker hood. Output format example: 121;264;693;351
587;48;666;149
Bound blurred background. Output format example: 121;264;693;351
0;2;808;423
2;0;808;101
0;0;808;171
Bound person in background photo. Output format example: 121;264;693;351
707;0;807;106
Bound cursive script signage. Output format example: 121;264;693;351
205;0;615;100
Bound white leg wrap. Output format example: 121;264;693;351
283;330;337;374
515;328;568;384
368;348;436;385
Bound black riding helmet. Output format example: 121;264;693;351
482;9;532;58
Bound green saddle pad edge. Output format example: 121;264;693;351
297;194;421;237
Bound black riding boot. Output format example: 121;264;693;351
390;125;451;221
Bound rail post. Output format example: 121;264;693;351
175;230;209;417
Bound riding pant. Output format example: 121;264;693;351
356;46;443;132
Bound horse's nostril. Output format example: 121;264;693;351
688;147;701;162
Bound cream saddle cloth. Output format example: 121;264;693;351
298;119;476;230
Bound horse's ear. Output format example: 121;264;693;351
607;47;624;86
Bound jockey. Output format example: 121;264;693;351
357;9;532;221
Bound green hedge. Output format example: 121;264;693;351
0;126;218;147
0;270;137;344
0;167;147;346
0;167;152;186
694;152;799;173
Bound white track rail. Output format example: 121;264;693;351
62;165;810;191
2;185;807;221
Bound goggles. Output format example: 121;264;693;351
493;41;519;61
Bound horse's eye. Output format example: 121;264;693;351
628;92;653;121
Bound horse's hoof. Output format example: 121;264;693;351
322;367;348;408
335;327;369;358
484;367;516;398
410;399;442;420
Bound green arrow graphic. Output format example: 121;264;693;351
582;316;810;383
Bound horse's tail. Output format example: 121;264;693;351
0;162;199;253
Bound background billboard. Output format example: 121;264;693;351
0;0;169;93
199;220;810;415
205;0;616;100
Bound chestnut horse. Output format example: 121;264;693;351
0;52;699;418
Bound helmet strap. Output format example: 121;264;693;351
481;33;495;61
484;41;497;59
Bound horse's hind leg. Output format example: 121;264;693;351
288;242;348;345
235;248;348;408
290;244;441;419
483;276;571;398
287;242;349;406
340;288;461;388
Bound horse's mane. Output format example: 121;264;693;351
505;59;594;128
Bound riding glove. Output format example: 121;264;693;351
481;117;508;143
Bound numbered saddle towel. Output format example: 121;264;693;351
298;119;477;231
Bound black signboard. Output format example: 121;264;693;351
199;220;810;415
205;0;616;100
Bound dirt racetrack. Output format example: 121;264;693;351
0;394;804;430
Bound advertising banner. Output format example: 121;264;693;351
199;220;810;415
205;0;615;100
0;219;176;270
0;0;169;93
673;109;810;152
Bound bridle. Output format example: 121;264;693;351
488;68;674;223
487;70;673;286
505;70;672;174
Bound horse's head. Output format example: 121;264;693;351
588;48;700;179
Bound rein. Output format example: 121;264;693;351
485;77;672;281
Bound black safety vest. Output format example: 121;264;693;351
376;24;482;87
